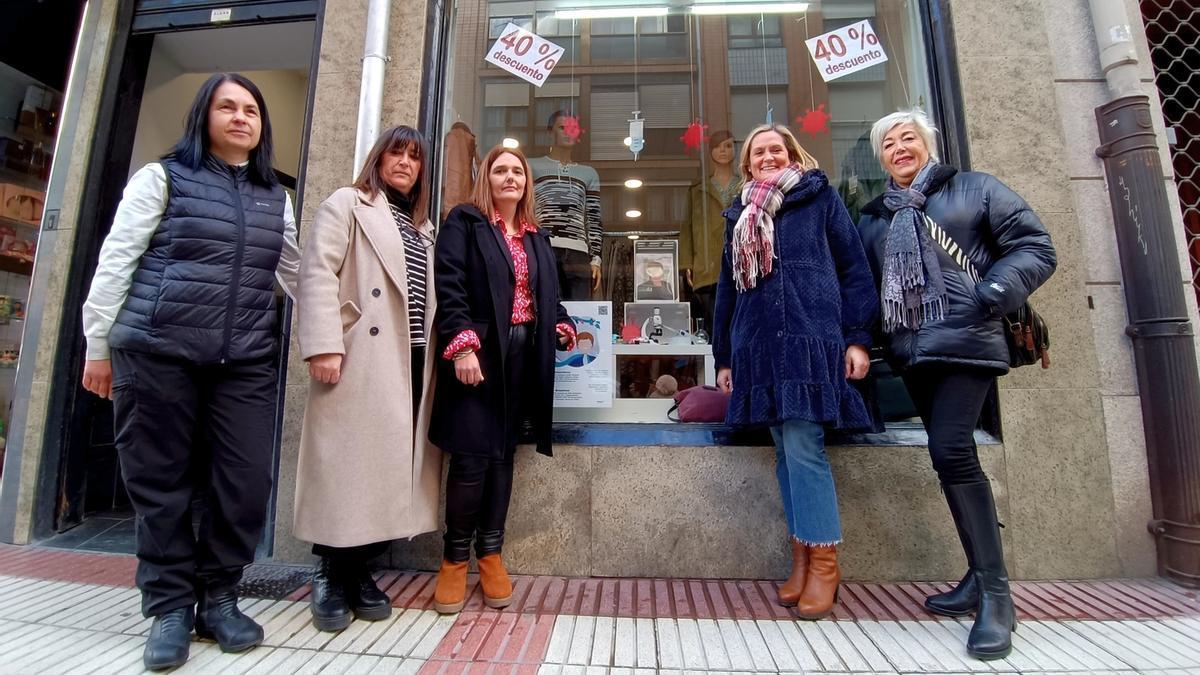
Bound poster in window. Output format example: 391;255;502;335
633;239;679;301
623;302;691;344
553;301;613;408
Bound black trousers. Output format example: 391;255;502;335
555;247;592;301
312;346;426;565
901;365;995;485
443;325;531;562
111;348;278;617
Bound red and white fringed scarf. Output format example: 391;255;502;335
731;163;804;292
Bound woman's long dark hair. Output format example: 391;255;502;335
164;72;278;186
353;126;431;226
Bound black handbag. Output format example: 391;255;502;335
925;217;1051;369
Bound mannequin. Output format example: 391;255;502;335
681;129;738;331
529;110;603;300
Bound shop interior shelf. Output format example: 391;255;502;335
0;256;33;276
0;215;39;232
0;167;47;192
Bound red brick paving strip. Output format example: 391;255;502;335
1;544;1197;622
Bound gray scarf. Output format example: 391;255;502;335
881;160;947;332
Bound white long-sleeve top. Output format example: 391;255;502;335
81;162;301;360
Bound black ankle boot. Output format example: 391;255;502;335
196;586;263;653
948;481;1016;660
343;562;392;621
144;606;194;671
311;557;352;632
926;485;979;616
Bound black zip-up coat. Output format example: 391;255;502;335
856;164;1057;373
430;204;573;458
109;156;287;364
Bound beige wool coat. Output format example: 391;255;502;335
293;186;442;548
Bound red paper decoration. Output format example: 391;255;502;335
796;104;832;137
680;120;709;152
561;115;584;143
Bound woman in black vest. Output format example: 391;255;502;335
81;73;300;671
430;146;575;614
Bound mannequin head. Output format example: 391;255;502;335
548;110;579;149
708;130;735;168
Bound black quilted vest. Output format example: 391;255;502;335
108;156;287;363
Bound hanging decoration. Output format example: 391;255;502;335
628;111;645;160
561;114;584;143
680;120;709;153
796;104;832;137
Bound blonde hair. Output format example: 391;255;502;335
738;124;820;186
870;108;940;161
471;146;538;227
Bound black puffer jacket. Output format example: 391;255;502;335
856;164;1057;373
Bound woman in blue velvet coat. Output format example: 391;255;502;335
712;123;878;619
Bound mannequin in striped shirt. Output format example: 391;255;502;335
528;110;602;300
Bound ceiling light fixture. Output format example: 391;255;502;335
690;2;809;15
626;209;643;218
501;137;520;149
624;178;644;189
556;6;668;19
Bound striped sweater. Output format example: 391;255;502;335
528;156;603;265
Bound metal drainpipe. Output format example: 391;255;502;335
354;0;392;175
1088;0;1200;586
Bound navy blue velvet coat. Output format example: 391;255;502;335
712;170;879;430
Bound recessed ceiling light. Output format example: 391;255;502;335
624;178;643;189
625;209;642;218
623;137;633;147
627;234;640;240
502;137;520;149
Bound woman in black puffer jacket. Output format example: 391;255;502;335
856;109;1056;662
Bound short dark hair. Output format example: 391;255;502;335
548;109;570;131
353;125;431;225
164;73;278;187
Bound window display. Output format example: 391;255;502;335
439;0;935;424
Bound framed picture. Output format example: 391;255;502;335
623;301;691;343
633;239;679;302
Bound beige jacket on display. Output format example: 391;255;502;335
293;187;442;548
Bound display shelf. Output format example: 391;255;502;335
0;256;33;276
0;215;38;232
612;342;712;356
0;166;46;191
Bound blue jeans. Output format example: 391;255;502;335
770;419;842;546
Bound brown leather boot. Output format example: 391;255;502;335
433;560;468;614
797;545;840;620
778;539;808;607
477;554;513;609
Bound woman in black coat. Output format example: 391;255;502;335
857;109;1056;661
430;145;575;615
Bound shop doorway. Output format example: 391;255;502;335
43;11;316;554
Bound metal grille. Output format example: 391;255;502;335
1141;0;1200;303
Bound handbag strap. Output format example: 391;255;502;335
923;215;983;284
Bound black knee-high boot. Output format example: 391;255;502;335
925;485;980;616
948;481;1015;660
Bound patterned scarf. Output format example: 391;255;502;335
881;160;947;332
731;163;804;292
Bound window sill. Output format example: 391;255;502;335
549;422;1000;448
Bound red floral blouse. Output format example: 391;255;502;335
443;214;577;359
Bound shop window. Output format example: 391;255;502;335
437;0;944;430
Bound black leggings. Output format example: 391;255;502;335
442;324;531;562
902;365;995;486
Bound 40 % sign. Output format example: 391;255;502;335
485;23;566;87
804;19;889;82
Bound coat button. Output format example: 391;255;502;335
372;288;381;297
369;327;380;336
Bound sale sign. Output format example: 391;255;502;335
805;20;889;83
485;23;565;87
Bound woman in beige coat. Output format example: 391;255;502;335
294;126;441;632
